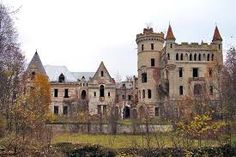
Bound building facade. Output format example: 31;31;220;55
26;25;223;119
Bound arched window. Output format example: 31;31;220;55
194;54;197;61
142;89;145;98
180;53;183;60
141;73;147;83
59;73;65;82
198;54;201;61
100;85;105;97
211;54;214;61
207;54;210;61
190;54;192;61
81;90;86;99
148;89;152;99
167;53;170;60
176;53;179;60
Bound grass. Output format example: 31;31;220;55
52;132;226;149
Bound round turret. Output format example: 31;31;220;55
136;27;164;116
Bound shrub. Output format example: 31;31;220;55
53;142;116;157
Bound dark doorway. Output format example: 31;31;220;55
81;90;86;99
123;106;130;119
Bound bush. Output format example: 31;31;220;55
117;145;236;157
53;142;116;157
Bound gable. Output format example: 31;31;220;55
91;62;115;84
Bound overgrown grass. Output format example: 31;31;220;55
52;132;227;149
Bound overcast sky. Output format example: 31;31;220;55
2;0;236;80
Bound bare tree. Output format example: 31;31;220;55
0;3;25;131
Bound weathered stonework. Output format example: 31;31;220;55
26;25;223;119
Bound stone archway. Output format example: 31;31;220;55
81;90;86;99
123;106;130;119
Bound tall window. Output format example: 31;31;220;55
151;43;154;50
198;54;201;61
59;73;65;82
142;89;145;99
170;43;173;48
100;85;105;97
108;92;110;97
141;73;147;83
54;106;59;115
192;68;199;77
179;86;183;95
148;89;152;99
190;54;192;61
94;92;96;97
179;67;183;77
194;54;197;61
141;44;144;51
207;54;210;61
63;106;68;115
155;107;160;116
211;54;214;61
101;71;104;77
54;89;58;97
180;53;183;60
128;95;132;100
176;53;179;60
151;58;155;67
64;89;69;98
167;53;170;60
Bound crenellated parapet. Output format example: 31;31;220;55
136;27;164;44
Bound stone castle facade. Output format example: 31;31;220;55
26;25;223;119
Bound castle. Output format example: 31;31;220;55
26;25;223;119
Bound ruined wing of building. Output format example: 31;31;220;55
25;25;223;119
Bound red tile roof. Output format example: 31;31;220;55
166;25;176;40
212;26;222;42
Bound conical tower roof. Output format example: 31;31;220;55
26;51;46;75
166;24;176;40
212;26;222;42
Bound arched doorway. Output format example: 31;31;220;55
123;106;130;119
100;85;104;97
81;90;86;99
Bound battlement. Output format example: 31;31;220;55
136;27;164;44
174;41;217;51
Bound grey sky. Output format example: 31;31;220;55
2;0;236;80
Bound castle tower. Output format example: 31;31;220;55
26;50;46;77
211;26;223;65
165;24;176;62
136;27;164;117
